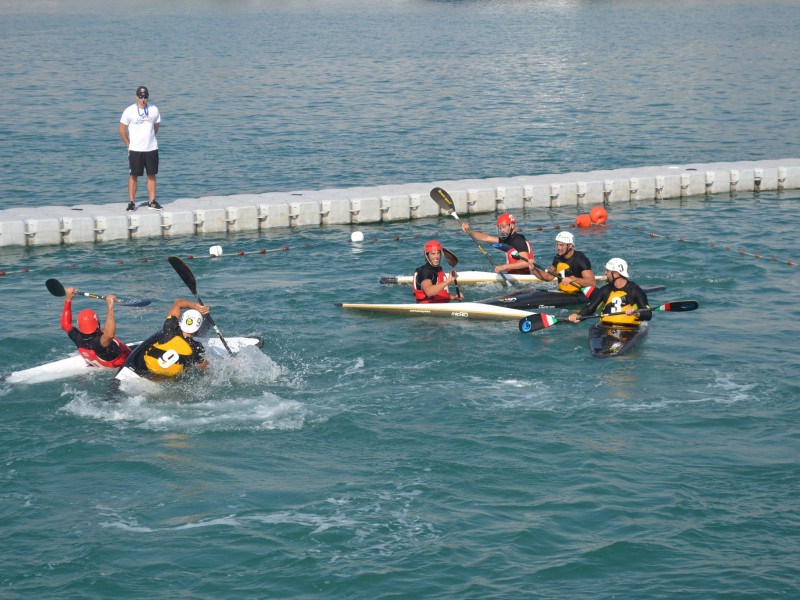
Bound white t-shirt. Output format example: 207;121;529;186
120;103;161;152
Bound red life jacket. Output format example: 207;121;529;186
505;240;533;275
413;269;451;303
77;338;132;368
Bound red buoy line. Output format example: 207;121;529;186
0;245;294;278
617;225;799;267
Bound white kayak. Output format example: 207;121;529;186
380;270;608;285
113;335;263;385
380;271;548;285
338;301;535;321
6;337;262;385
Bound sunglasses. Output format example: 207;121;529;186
137;93;149;99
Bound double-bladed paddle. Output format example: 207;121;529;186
45;278;151;307
167;256;233;355
430;187;512;287
518;300;700;334
441;247;463;302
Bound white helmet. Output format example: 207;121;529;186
555;231;574;245
179;309;204;334
605;258;630;279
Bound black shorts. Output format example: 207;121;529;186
128;150;159;177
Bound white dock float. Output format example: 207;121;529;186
1;159;799;248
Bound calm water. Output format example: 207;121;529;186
2;1;800;598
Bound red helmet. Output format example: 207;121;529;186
424;240;442;254
497;213;516;227
77;309;100;334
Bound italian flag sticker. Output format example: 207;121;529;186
541;314;558;327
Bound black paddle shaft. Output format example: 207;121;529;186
429;187;512;287
442;247;463;302
167;256;233;355
45;278;151;307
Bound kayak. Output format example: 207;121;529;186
380;270;609;286
588;322;649;358
379;271;549;285
6;336;262;385
337;301;535;321
114;334;263;383
479;284;667;310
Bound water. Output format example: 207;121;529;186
2;1;800;598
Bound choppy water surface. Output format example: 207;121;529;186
2;0;800;598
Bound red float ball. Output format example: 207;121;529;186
590;206;608;224
575;214;591;228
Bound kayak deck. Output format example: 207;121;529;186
7;337;263;385
338;301;533;321
588;322;649;358
380;270;610;286
478;284;667;310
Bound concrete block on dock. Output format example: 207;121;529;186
778;165;800;189
378;194;411;222
257;203;290;229
289;200;321;227
60;216;96;244
466;187;496;214
349;196;381;224
93;214;130;242
0;220;25;247
25;218;61;246
225;205;260;232
495;185;525;211
192;208;227;234
319;197;352;225
159;210;196;237
127;212;164;239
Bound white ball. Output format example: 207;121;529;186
351;231;364;243
209;245;223;257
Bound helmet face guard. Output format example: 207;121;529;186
179;309;204;334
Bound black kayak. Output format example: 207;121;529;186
588;322;649;358
478;284;666;310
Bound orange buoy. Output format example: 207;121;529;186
575;214;592;228
590;206;608;224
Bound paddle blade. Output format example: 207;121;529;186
168;256;197;295
46;278;66;297
430;187;456;216
442;247;458;268
656;300;699;312
518;313;560;334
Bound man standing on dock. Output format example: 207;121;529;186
119;85;162;211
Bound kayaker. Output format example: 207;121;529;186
461;213;533;274
133;299;211;378
413;240;463;303
568;258;652;325
61;287;132;368
530;231;596;293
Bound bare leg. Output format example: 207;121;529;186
146;175;157;203
128;175;138;203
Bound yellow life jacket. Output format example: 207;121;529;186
600;289;641;325
554;260;581;293
143;336;195;377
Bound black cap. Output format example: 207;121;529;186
136;86;149;98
